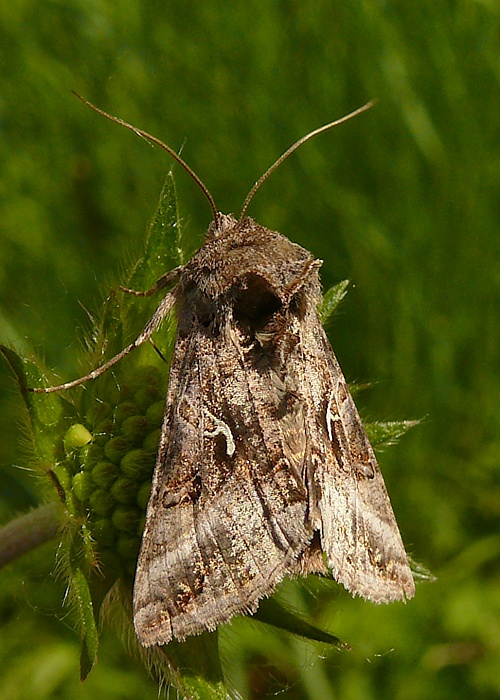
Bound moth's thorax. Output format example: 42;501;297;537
183;213;322;304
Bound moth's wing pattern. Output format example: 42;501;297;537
133;304;314;646
133;224;414;647
296;299;415;602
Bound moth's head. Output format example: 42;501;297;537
206;213;239;242
206;213;263;243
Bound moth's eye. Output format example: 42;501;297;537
232;273;282;324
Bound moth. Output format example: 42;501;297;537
32;98;415;647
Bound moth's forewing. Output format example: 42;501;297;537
297;309;415;602
133;217;316;645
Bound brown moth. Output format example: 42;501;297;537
32;99;415;647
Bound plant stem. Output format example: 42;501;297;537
0;502;63;568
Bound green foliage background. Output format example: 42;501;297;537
0;1;498;698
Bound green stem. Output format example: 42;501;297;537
0;501;63;568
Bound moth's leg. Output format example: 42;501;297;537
119;267;182;297
27;289;177;394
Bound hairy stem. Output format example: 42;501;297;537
0;502;63;569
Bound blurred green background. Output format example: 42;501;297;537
1;1;499;698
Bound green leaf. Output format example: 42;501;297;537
127;171;183;291
0;345;62;426
365;419;420;447
319;279;349;326
70;567;99;680
253;597;346;648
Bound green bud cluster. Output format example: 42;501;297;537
58;365;166;578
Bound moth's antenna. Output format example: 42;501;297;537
73;93;220;225
239;101;374;223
